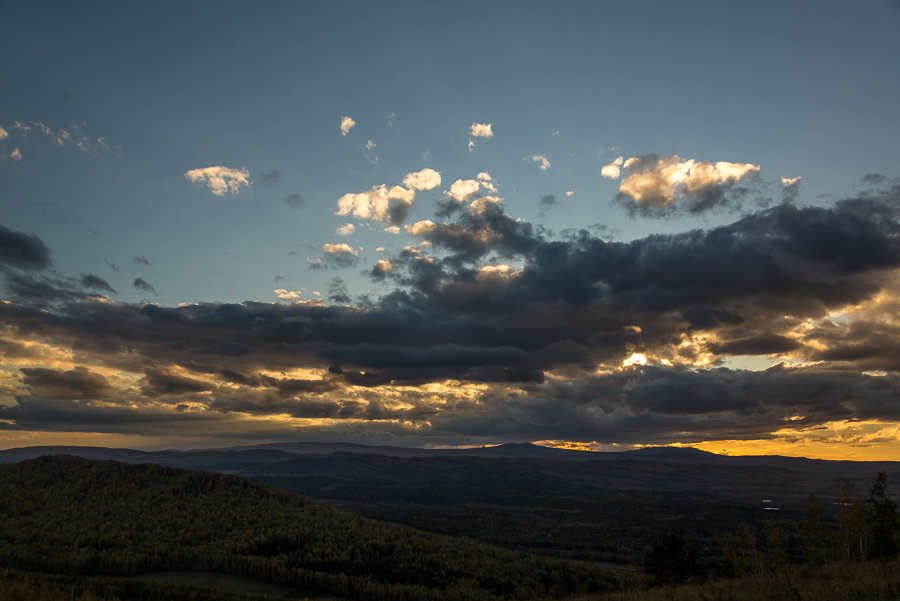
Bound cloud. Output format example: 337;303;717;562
134;256;152;267
257;170;282;186
447;179;482;202
0;126;7;140
372;259;394;278
615;155;760;216
283;194;305;209
133;278;158;295
20;366;115;400
601;156;624;179
530;155;551;171
336;223;356;236
538;194;557;216
782;176;802;203
336;184;416;225
365;140;375;150
566;191;574;197
340;116;356;136
322;243;359;256
468;140;475;152
2;182;900;449
311;244;360;269
0;225;52;270
80;273;116;294
402;168;441;191
184;166;251;196
274;289;303;300
470;123;493;138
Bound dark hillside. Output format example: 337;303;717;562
0;455;622;601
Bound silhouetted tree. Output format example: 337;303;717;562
644;528;704;585
866;472;900;559
798;494;836;567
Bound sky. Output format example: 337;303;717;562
2;1;900;459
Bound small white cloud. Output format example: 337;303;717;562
566;191;574;197
551;131;560;136
402;168;441;191
336;184;417;224
373;259;394;276
476;172;492;181
530;155;551;171
383;225;401;234
781;176;802;186
0;126;8;140
274;289;303;300
184;166;250;196
322;243;359;256
6;148;22;161
336;223;356;236
366;140;376;150
447;179;481;202
405;220;436;237
376;246;386;253
470;123;493;138
468;140;475;152
601;156;625;179
340;116;356;136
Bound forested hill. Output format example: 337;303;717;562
0;455;622;601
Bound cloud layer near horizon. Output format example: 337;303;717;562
2;175;900;450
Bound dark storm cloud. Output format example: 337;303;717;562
141;368;214;397
283;194;305;209
133;277;158;294
2;184;900;445
0;224;51;270
20;366;115;400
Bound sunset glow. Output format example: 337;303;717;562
1;1;900;459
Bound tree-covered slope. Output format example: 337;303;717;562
0;455;622;601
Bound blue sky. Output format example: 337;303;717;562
2;1;900;457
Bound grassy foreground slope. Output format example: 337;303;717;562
0;455;622;601
568;558;900;601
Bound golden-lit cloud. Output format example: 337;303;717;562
184;166;251;196
469;123;493;138
336;184;416;224
601;156;624;179
340;116;355;136
615;155;760;215
322;243;359;256
530;155;551;171
402;168;441;191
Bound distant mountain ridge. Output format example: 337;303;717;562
1;441;898;478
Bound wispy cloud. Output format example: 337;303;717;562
530;155;551;171
184;166;251;196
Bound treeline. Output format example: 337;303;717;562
0;456;623;601
638;471;900;587
720;472;899;577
